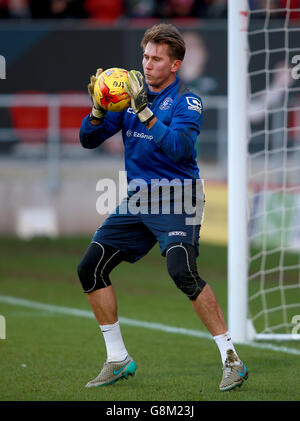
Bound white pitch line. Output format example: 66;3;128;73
1;294;300;356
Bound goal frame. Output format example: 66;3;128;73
227;0;299;342
228;0;249;343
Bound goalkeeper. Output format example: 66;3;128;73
78;23;248;392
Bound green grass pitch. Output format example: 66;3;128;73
0;236;299;401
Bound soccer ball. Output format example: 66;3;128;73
94;68;131;112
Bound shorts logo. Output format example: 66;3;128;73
186;97;202;114
127;107;135;114
159;97;173;110
168;231;187;237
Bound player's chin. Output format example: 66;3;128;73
146;76;160;89
145;74;158;82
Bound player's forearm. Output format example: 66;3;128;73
89;117;104;125
79;115;110;149
145;115;157;130
149;118;196;162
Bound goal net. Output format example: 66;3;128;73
228;0;300;341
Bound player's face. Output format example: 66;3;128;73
142;42;181;92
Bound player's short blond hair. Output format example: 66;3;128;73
141;23;185;61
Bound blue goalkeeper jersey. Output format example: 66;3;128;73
80;75;203;187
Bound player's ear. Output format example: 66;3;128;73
171;59;182;73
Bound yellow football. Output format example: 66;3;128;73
94;67;131;112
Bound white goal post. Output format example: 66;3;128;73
228;0;300;342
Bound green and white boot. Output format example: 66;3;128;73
219;349;248;391
85;355;137;388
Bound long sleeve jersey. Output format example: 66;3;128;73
80;75;203;187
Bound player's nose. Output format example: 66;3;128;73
145;59;153;70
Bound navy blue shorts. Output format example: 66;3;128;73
93;193;205;263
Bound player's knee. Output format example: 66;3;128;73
77;258;102;293
77;259;88;284
168;266;206;301
166;243;206;301
77;242;121;293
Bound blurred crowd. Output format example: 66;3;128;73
0;0;224;20
0;0;299;20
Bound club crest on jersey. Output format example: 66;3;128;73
159;97;173;110
186;97;202;113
